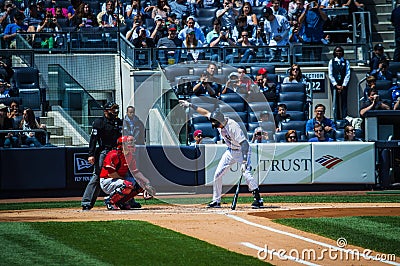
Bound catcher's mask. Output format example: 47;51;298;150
210;109;225;129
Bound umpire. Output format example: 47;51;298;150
81;102;123;210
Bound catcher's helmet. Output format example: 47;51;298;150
117;136;135;148
210;109;225;128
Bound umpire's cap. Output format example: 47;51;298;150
210;109;225;128
103;101;119;110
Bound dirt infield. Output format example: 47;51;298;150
1;199;399;265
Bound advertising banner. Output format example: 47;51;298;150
312;142;375;183
258;143;312;184
204;144;259;186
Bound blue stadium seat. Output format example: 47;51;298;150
277;101;305;112
280;83;306;93
281;120;307;136
286;111;305;121
224;111;248;123
279;91;306;102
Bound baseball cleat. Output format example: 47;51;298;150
251;199;264;209
104;198;119;210
116;202;131;210
82;205;91;211
128;199;142;209
206;201;221;208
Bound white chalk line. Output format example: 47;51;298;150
241;241;321;266
225;213;399;265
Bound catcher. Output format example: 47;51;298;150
100;135;156;210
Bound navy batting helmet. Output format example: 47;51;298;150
210;109;225;128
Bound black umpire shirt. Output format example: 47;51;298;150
88;115;122;157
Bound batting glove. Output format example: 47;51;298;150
241;163;247;173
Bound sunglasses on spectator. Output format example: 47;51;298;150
346;129;355;133
196;134;202;138
292;68;299;71
288;135;297;139
242;34;248;37
315;129;323;132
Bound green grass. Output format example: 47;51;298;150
0;221;269;266
274;216;400;257
1;194;399;211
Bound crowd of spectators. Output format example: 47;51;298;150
0;0;366;58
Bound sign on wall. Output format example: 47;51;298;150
311;143;375;183
258;143;312;184
73;153;93;182
303;72;326;93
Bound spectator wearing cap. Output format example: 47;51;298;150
216;0;239;28
298;0;327;61
370;43;387;74
254;72;277;102
169;0;192;20
178;16;205;43
370;59;393;81
192;129;203;145
182;28;205;62
209;25;235;63
392;5;400;62
222;72;241;94
157;23;183;65
150;15;168;43
263;6;290;62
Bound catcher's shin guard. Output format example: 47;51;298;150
118;182;144;204
109;180;134;205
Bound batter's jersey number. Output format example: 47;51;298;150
303;72;326;93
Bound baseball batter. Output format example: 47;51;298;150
100;136;155;210
179;100;263;208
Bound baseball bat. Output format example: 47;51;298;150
231;174;243;210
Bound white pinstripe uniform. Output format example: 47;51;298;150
211;117;258;203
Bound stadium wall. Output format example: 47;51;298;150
0;143;374;198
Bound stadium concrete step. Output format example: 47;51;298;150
47;126;64;136
39;116;54;126
49;135;73;146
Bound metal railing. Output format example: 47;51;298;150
0;129;50;146
12;30;370;68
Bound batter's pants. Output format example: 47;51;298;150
212;148;258;203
